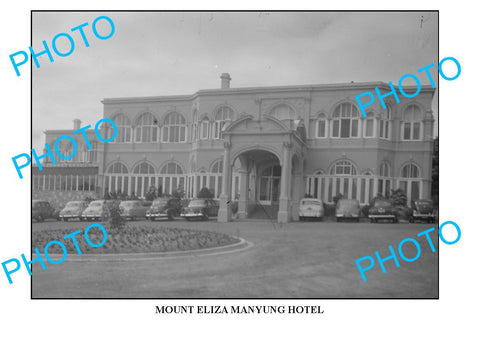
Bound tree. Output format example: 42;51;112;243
197;187;214;199
145;185;157;201
333;192;344;206
390;188;407;207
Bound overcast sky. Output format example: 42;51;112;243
32;11;438;150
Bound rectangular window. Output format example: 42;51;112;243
200;121;209;139
332;120;340;138
365;119;374;137
385;121;389;139
180;126;186;142
340;119;350;138
379;121;384;138
413;122;420;140
351;119;358;137
317;120;326;138
162;126;168;142
404;123;411;140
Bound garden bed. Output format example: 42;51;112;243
33;225;240;254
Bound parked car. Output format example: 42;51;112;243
119;200;148;220
180;199;219;221
32;200;60;222
299;198;324;221
410;199;435;223
81;200;116;221
146;197;182;221
368;199;398;223
335;198;361;222
59;201;88;221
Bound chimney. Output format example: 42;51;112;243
220;73;231;89
73;119;81;130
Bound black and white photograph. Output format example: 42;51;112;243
30;11;439;298
1;1;478;339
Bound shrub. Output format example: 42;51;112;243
333;193;344;206
107;202;126;230
390;188;407;207
198;187;214;199
145;185;157;201
323;203;336;217
230;201;239;214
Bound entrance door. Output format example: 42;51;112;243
258;165;281;205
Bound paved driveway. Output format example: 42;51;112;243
32;219;438;298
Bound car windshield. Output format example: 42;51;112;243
302;200;321;206
374;200;392;208
90;202;102;207
152;200;168;207
416;201;433;208
120;202;135;207
189;200;206;207
66;202;82;207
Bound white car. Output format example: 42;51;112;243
299;198;324;221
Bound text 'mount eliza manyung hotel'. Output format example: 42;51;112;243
34;73;435;222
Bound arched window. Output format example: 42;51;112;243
107;162;128;174
380;104;392;139
332;103;360;138
112;114;132;143
211;159;223;173
270;104;295;121
105;162;129;195
131;161;156;198
401;163;420;178
399;163;421;206
213;106;234;139
363;112;375;138
379;162;392;197
200;118;210;140
134;113;158;143
402;104;422;141
159;162;184;196
316;113;327;138
380;162;391;177
330;160;357;175
162;112;187;143
160;162;183;175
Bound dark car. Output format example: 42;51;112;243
32;200;59;222
368;199;398;223
410;199;435;223
180;199;219;221
119;200;148;220
146;197;182;221
335;198;361;222
59;201;88;221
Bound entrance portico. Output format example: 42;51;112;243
218;115;306;223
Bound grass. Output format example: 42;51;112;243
32;225;240;254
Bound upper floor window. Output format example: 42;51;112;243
332;103;360;138
162;112;187;143
270;104;295;121
213;106;234;139
200;118;209;140
330;160;357;175
363;112;375;138
380;105;392;139
192;110;198;142
316;114;327;138
402;105;422;141
401;163;420;178
107;162;129;174
85;142;97;163
135;113;158;143
112;114;132;143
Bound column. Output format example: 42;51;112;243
237;169;249;218
218;141;232;222
278;142;292;223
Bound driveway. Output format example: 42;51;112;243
32;219;438;298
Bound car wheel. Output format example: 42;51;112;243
299;216;304;221
150;217;156;221
336;217;341;222
355;218;360;223
185;217;191;221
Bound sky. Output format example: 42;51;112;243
32;11;438;150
